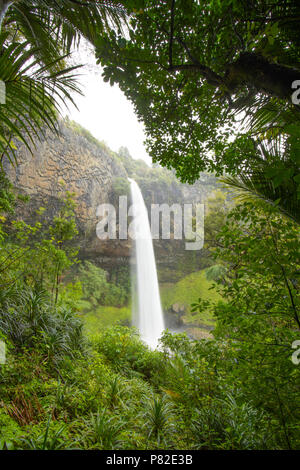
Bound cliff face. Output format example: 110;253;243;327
4;120;217;281
5;121;126;234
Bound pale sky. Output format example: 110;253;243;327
65;43;152;165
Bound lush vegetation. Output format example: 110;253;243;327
0;0;299;452
97;0;300;221
161;270;220;328
0;173;299;449
83;306;131;335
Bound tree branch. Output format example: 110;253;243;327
146;9;223;87
168;0;175;69
168;62;222;86
268;221;300;330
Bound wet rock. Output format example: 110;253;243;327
171;303;185;313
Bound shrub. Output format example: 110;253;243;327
91;326;166;385
85;408;125;450
78;261;127;307
191;393;274;450
140;395;175;446
19;415;75;450
0;285;85;361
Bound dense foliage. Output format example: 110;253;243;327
1;173;299;449
96;0;300;221
78;261;129;308
0;0;299;453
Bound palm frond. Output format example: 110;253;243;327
0;35;82;165
5;0;127;66
221;169;300;224
0;1;127;166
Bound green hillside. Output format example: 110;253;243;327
160;269;222;327
82;306;131;335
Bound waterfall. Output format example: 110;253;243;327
129;178;165;349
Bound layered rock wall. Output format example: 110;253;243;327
4;120;217;281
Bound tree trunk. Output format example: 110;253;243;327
0;0;14;32
225;52;300;102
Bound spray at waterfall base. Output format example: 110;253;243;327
95;180;205;350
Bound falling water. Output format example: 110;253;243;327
129;178;165;349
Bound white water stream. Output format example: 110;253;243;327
129;179;165;349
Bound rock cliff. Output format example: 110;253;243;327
5;120;126;232
4;119;218;282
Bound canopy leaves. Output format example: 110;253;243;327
95;0;300;219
